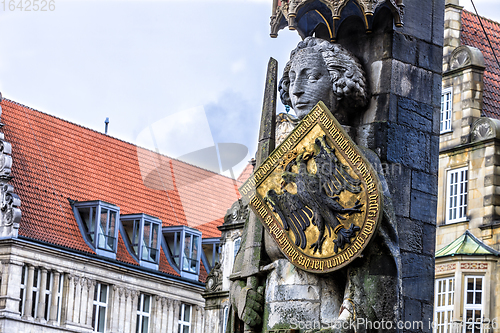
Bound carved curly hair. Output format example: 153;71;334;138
278;37;368;111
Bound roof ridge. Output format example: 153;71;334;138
3;98;244;183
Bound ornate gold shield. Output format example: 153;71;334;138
239;102;383;273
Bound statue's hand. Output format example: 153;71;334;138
238;285;265;327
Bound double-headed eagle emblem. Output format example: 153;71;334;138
265;136;363;254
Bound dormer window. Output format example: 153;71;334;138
163;226;201;280
120;214;162;269
72;201;120;259
202;238;220;272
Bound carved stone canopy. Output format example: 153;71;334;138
449;45;485;71
270;0;404;41
471;118;500;142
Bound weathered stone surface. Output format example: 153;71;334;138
410;190;437;224
402;276;434;302
412;170;438;195
398;104;433;132
387;124;430;172
385;166;411;218
393;32;417;66
401;252;434;279
398;97;434;121
397;216;423;253
391;61;435;105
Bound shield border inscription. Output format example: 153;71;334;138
239;102;383;273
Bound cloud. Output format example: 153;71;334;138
231;59;247;74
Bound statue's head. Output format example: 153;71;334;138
279;37;368;120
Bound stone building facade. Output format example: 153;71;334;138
435;1;500;332
0;97;242;333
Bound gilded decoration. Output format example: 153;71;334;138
239;102;383;273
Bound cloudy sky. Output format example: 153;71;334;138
0;0;499;179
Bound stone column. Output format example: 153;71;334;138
194;305;204;333
161;298;171;333
86;279;96;327
48;271;61;324
123;289;131;333
109;285;120;333
152;296;161;332
79;277;89;325
72;276;82;324
172;300;180;333
36;268;48;321
63;274;76;325
23;265;35;319
130;291;139;333
0;260;23;317
117;287;126;332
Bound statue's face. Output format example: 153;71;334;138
289;49;335;119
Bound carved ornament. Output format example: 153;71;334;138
270;0;404;40
205;262;223;292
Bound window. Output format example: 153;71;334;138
19;265;28;316
136;294;150;333
92;283;108;333
446;167;468;223
178;303;192;333
73;201;120;258
31;267;41;318
122;214;162;268
164;226;202;279
234;237;241;261
44;272;64;322
43;272;53;321
223;306;229;333
464;276;483;333
441;87;452;133
202;238;220;271
434;277;455;333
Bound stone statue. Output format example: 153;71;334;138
229;37;401;333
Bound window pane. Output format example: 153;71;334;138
144;222;151;246
136;315;140;333
100;208;108;233
142;316;149;333
100;285;107;303
151;224;159;249
98;306;106;332
183;326;190;333
92;304;97;329
109;211;116;236
184;305;191;322
143;295;150;313
467;291;473;304
475;278;482;291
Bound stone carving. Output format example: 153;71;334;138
229;37;401;333
450;49;471;70
205;262;223;292
0;93;21;238
0;184;21;227
224;199;249;224
270;0;404;40
471;118;498;142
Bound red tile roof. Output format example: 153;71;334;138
1;99;241;281
461;10;500;119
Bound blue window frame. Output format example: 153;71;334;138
121;213;162;269
163;226;202;280
72;200;120;259
201;238;220;272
